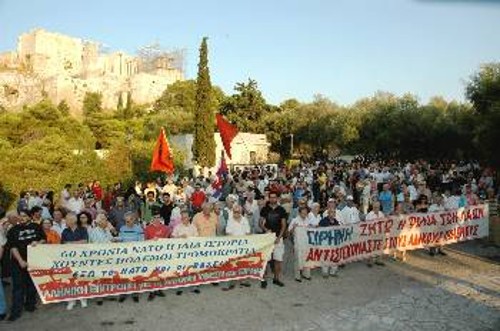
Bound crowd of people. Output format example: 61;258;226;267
0;156;498;322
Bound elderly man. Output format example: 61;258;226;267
89;213;117;305
192;203;218;237
222;205;252;291
319;208;340;277
364;201;386;267
172;210;200;295
144;209;170;301
118;211;143;303
336;195;360;225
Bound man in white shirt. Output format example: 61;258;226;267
364;201;386;267
336;196;360;225
66;190;84;214
171;210;200;295
223;205;251;290
51;209;66;235
365;201;385;221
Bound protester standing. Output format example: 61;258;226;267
6;211;46;321
61;213;88;310
260;191;287;288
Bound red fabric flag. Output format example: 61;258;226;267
150;128;174;174
216;113;238;159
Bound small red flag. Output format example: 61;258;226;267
216;114;238;159
150;127;174;174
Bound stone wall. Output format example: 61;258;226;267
0;28;184;114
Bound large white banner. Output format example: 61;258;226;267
295;205;489;268
29;233;275;303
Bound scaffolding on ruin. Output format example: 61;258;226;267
136;42;186;74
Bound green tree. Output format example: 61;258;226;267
220;78;270;132
83;92;103;117
57;100;70;116
193;37;216;167
466;62;500;166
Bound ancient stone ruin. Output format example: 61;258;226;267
0;28;184;115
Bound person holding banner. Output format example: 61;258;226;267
118;211;144;303
192;203;218;238
260;191;287;288
318;208;340;277
61;212;89;310
288;206;312;282
41;219;61;244
172;210;200;296
222;204;252;290
89;213;117;305
144;209;170;301
364;201;385;267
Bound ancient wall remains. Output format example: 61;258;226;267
0;28;184;114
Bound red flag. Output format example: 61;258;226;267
150;128;174;173
216;114;238;159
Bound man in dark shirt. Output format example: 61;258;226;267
260;191;287;288
7;211;46;321
159;192;174;226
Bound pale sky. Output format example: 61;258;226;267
1;0;499;105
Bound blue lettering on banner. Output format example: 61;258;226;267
307;227;354;246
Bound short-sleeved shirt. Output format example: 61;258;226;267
89;227;114;243
192;212;218;237
319;217;340;227
144;223;171;240
119;224;144;242
7;222;46;261
61;227;88;243
260;204;287;235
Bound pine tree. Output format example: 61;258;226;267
193;37;215;167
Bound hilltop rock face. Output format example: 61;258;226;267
0;28;184;115
0;71;45;110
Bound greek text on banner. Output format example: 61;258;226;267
295;205;489;269
28;233;275;303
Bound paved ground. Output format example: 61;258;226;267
3;240;500;331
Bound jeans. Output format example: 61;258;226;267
11;261;38;316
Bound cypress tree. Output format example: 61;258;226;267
193;37;215;167
117;93;124;112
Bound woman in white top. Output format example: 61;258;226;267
288;206;312;282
